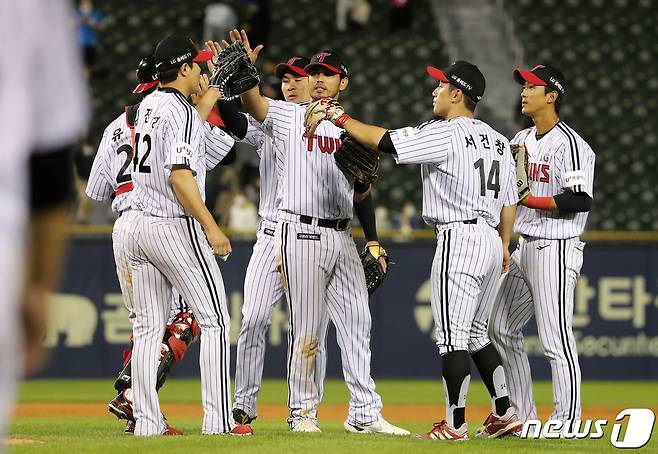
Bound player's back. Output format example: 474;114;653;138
394;117;516;228
86;107;138;213
130;89;206;217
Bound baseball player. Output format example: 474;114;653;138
488;64;595;430
86;55;236;434
220;55;329;426
118;36;251;436
233;29;408;435
0;0;87;440
313;60;525;440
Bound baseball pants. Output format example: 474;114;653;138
432;220;503;355
275;213;383;426
489;236;583;423
234;219;328;418
121;210;233;435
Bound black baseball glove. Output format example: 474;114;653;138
361;243;389;295
335;132;380;184
209;41;259;100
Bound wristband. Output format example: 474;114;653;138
335;113;351;129
524;195;553;210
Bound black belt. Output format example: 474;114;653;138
434;219;478;233
299;215;350;231
462;219;477;224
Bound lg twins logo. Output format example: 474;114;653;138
521;408;655;448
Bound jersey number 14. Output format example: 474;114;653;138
474;158;500;199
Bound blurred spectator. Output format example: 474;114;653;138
336;0;372;32
203;3;239;43
375;204;392;230
390;0;413;30
242;0;271;49
394;201;420;241
229;192;259;234
74;0;104;78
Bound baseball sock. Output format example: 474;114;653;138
441;350;470;428
472;343;511;417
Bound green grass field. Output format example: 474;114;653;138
8;379;658;453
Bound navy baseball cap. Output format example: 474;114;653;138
133;55;159;94
514;64;566;96
304;50;349;77
275;56;310;78
154;36;213;73
427;60;486;102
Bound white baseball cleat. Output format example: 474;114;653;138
290;418;321;433
344;417;410;436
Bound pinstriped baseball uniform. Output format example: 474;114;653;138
234;114;329;419
489;121;595;424
86;107;232;322
120;87;236;435
260;99;383;426
389;116;517;354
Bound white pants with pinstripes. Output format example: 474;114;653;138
432;220;503;355
234;219;329;418
112;212;190;326
489;236;583;423
275;213;383;426
121;210;233;435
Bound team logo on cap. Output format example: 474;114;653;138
549;76;564;93
287;57;301;65
315;52;332;62
451;75;472;91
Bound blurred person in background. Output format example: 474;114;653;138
74;0;104;78
0;0;88;441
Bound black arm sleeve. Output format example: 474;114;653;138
554;191;592;213
218;144;237;166
353;192;378;242
377;131;397;154
30;146;74;211
217;100;248;140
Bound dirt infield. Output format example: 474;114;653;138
14;403;650;422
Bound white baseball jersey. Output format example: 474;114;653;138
242;115;284;222
129;88;234;217
86;107;137;213
261;99;352;219
0;0;87;441
87;106;234;214
512;121;596;239
389;117;518;227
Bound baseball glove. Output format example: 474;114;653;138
511;143;530;201
361;243;388;296
304;97;347;137
335;132;380;184
209;41;259;101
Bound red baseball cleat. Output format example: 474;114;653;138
229;424;254;436
476;407;524;438
415;420;468;440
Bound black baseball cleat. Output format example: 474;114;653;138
233;408;256;425
108;390;135;422
124;420;135;434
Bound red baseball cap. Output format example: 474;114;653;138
275;56;310;78
513;64;566;95
426;60;486;102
